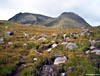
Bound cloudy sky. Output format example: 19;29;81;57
0;0;100;26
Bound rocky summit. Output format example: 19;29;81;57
8;12;90;28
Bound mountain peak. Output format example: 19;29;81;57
61;12;75;15
8;12;91;27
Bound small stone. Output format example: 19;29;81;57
90;46;96;50
91;49;100;55
8;42;13;45
29;36;36;40
61;42;68;45
85;50;90;54
52;43;58;48
47;48;52;52
61;73;66;76
0;37;5;43
33;58;38;61
38;37;47;41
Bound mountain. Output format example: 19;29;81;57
46;12;90;28
8;12;55;25
8;12;90;27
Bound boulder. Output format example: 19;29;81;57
47;48;52;52
36;44;52;53
23;32;29;37
52;43;58;48
85;50;90;54
41;65;59;76
38;37;47;41
5;32;14;36
29;36;37;40
65;37;70;41
8;42;13;45
54;56;67;65
63;34;67;40
90;46;96;50
61;42;68;45
91;49;100;55
61;73;66;76
80;29;91;36
66;43;78;50
0;37;5;43
89;40;96;46
52;33;58;37
33;57;38;61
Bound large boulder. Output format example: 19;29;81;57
66;43;78;50
54;56;68;65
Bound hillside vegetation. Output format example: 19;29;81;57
0;21;100;76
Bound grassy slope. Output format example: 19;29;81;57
0;21;100;76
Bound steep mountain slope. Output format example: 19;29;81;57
46;12;90;28
8;12;90;27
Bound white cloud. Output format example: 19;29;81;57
0;0;100;26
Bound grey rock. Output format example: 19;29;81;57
89;40;96;46
38;37;47;41
5;32;14;36
54;56;67;65
91;49;100;55
0;37;5;42
41;65;59;76
80;29;91;36
66;43;78;50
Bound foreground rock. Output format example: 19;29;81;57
41;65;59;76
54;56;68;65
